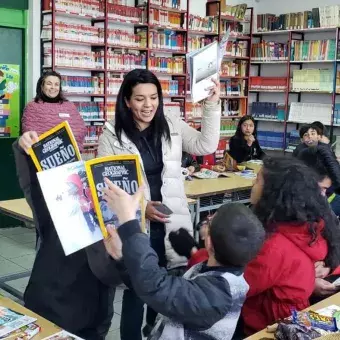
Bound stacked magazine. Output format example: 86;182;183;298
28;122;144;255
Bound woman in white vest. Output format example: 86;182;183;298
97;69;221;340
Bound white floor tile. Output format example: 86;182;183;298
6;276;30;291
0;257;26;276
0;238;35;259
109;313;120;331
0;227;32;236
106;329;120;340
7;232;36;244
114;301;122;315
114;287;124;303
10;254;36;270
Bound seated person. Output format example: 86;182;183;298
312;121;330;144
228;115;265;163
293;123;330;157
170;157;340;336
102;178;265;340
297;146;340;216
181;151;200;175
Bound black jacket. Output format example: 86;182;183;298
12;141;118;340
228;135;265;163
181;152;201;172
116;219;244;332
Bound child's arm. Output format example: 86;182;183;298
115;220;233;330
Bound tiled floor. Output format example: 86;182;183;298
0;226;126;340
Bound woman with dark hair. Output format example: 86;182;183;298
228;115;265;163
98;69;221;340
20;70;86;152
12;71;120;339
242;157;340;335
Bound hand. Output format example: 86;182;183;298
187;166;196;175
169;228;197;259
314;278;338;297
104;224;123;260
247;135;255;146
19;131;39;154
205;78;220;103
102;178;144;224
146;201;170;223
315;261;331;279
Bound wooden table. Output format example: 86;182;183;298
0;198;33;223
246;292;340;339
0;295;60;339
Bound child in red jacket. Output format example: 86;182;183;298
170;157;340;337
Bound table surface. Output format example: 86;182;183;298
0;295;60;339
0;198;33;220
246;292;340;339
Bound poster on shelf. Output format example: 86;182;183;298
0;64;20;138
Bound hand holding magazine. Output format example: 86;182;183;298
187;28;230;103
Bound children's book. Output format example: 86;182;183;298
42;330;84;339
37;161;103;255
86;155;144;238
0;322;40;339
0;307;37;338
29;121;81;172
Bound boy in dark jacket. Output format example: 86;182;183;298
102;179;265;340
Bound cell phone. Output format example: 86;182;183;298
155;203;173;215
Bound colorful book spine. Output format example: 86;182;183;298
149;30;185;51
61;75;104;94
291;69;333;92
221;80;245;96
84;125;103;144
107;4;146;23
225;41;248;58
220;60;247;76
106;50;147;71
150;9;183;28
249;77;287;91
107;29;147;48
251;102;285;120
251;42;288;61
148;56;185;74
188;36;217;52
188;15;218;33
290;39;336;61
74;102;104;120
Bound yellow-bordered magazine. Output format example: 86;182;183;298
28;121;81;172
85;155;145;238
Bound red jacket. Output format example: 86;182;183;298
242;221;329;335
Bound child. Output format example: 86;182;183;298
102;178;265;340
312;121;330;144
181;151;201;175
228;115;265;163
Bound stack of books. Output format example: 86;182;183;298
288;102;332;125
290;39;336;62
251;102;285;121
257;130;284;149
291;69;333;92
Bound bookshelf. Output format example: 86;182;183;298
41;0;254;159
249;24;340;152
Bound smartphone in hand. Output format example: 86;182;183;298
155;203;173;215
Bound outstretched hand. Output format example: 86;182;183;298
102;178;145;224
19;131;39;154
205;78;220;103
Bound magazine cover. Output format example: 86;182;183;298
29;121;81;172
0;307;36;338
42;330;84;340
86;155;144;238
0;322;40;339
37;160;103;255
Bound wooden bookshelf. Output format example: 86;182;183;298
250;23;340;151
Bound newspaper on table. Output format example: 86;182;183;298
187;28;230;103
42;330;85;339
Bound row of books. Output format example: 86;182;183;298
220;60;247;77
219;3;248;21
107;102;116;121
41;22;105;44
148;0;181;9
149;30;186;51
251;42;289;61
221;22;249;38
288;102;332;125
257;6;340;32
82;148;97;160
160;79;184;96
74;102;105;120
107;50;147;71
84;125;103;144
291;39;336;62
61;75;104;94
250;102;285;121
43;47;104;69
222;99;244;117
220;120;238;137
249;77;287;91
149;9;184;28
107;29;147;48
257;131;284;149
333;104;340;125
107;4;146;23
291;69;333;92
148;56;185;74
185;102;203;119
188;15;218;33
220;80;246;97
43;0;104;17
225;41;248;58
188;36;216;52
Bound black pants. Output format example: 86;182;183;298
120;225;166;340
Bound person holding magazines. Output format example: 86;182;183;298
12;71;119;340
97;68;221;340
